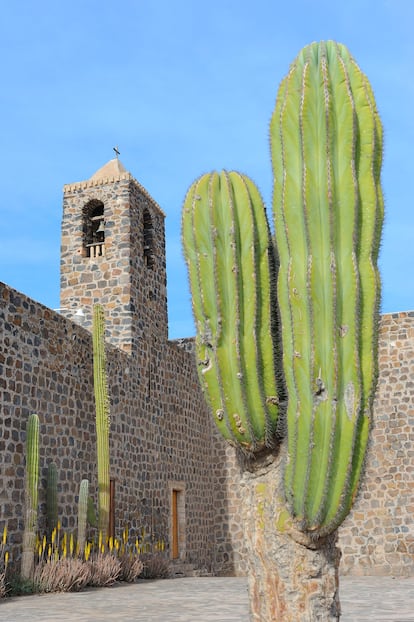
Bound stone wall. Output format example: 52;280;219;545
211;312;414;577
0;282;219;572
339;311;414;576
1;283;413;576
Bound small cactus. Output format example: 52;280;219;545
77;479;89;555
46;462;58;534
21;413;39;580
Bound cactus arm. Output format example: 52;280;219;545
271;41;383;533
182;171;280;451
92;304;110;537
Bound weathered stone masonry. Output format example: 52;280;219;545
0;282;219;571
0;158;413;576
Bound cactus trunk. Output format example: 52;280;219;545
182;170;281;451
270;40;383;534
92;304;111;538
240;455;340;621
21;413;39;580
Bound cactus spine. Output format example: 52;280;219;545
92;304;111;538
46;462;58;534
21;413;39;579
270;40;383;534
182;170;280;451
77;479;89;555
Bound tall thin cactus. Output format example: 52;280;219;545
92;304;111;538
77;479;89;556
21;413;39;580
46;461;58;534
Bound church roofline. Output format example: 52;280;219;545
62;159;166;217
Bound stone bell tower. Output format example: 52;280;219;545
60;157;168;353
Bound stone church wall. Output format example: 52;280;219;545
0;282;221;572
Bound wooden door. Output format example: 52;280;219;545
172;489;179;559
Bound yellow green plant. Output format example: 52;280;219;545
1;525;9;598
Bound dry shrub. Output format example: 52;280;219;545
34;558;91;593
1;526;9;598
118;553;143;583
0;571;7;598
140;554;171;580
88;553;121;587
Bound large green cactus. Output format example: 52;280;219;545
21;413;40;579
92;304;111;538
270;40;383;535
182;41;383;538
182;170;281;451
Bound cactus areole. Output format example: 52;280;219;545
182;41;383;541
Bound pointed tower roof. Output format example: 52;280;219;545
89;158;127;181
63;158;166;217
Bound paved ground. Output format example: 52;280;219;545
1;576;414;621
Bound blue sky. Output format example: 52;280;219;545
0;0;413;338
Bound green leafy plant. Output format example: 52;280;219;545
182;40;383;620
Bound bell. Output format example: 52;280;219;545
96;220;105;234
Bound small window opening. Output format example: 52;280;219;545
143;209;155;269
83;200;105;258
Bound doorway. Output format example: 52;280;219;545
170;482;185;561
